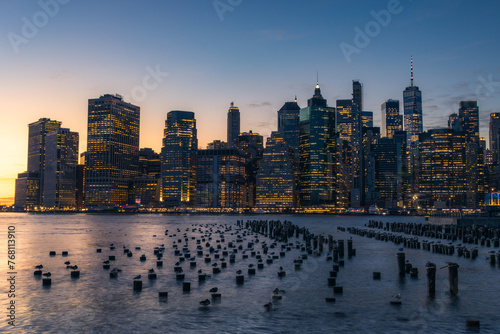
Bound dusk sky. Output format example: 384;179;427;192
1;0;499;203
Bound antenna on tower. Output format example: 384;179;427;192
410;56;414;87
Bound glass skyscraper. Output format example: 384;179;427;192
489;113;500;166
161;110;198;207
256;131;295;208
43;128;79;209
381;99;402;139
86;94;140;208
227;102;240;149
27;118;61;205
403;58;423;157
299;82;337;206
459;101;479;144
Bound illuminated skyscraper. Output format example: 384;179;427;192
372;131;407;208
361;111;373;128
277;98;300;154
43;128;79;209
418;129;466;208
489;113;500;166
403;57;423;157
139;148;161;178
256;131;295;208
86;94;140;208
196;148;246;208
161;110;197;207
381;99;402;138
448;113;460;131
236;131;263;207
14;172;40;209
299;81;337;206
227;102;240;149
459;101;479;144
27;118;61;204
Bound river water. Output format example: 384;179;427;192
0;213;498;333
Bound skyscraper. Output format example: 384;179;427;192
299;81;337;206
403;57;423;157
196;148;245;208
86;94;140;208
418;129;466;208
459;101;479;144
256;131;295;208
236;131;264;207
27;118;61;204
161;110;197;207
227;102;240;149
381;99;402;138
352;80;363;113
448;113;460;131
336;99;360;145
43;128;79;209
489;113;500;165
277;98;301;154
361;111;374;128
14;171;40;209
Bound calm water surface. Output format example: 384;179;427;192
0;214;499;333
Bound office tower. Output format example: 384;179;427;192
139;148;161;178
86;94;140;208
490;113;500;166
43;128;79;209
27;118;62;204
362;127;381;204
336;99;360;144
361;111;373;128
256;132;295;208
236;131;264;207
352;80;363;113
227;102;240;149
161;110;198;207
207;140;227;149
196;148;246;208
299;81;337;206
14;172;40;209
277;98;301;154
459;101;479;144
448;113;460;131
418;129;466;208
130;176;159;207
381;100;402;138
403;57;423;156
372;131;407;208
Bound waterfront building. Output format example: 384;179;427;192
161;110;198;207
14;171;40;209
130;176;160;207
299;81;337;206
256;131;295;208
43;128;79;209
196;148;246;208
27;117;62;205
236;131;263;207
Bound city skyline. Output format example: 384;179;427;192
1;0;500;203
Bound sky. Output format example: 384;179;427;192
0;0;499;204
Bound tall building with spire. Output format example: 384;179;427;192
227;102;240;149
299;81;337;206
161;110;198;207
403;56;423;157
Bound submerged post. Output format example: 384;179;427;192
448;262;459;295
397;252;405;277
426;262;436;296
